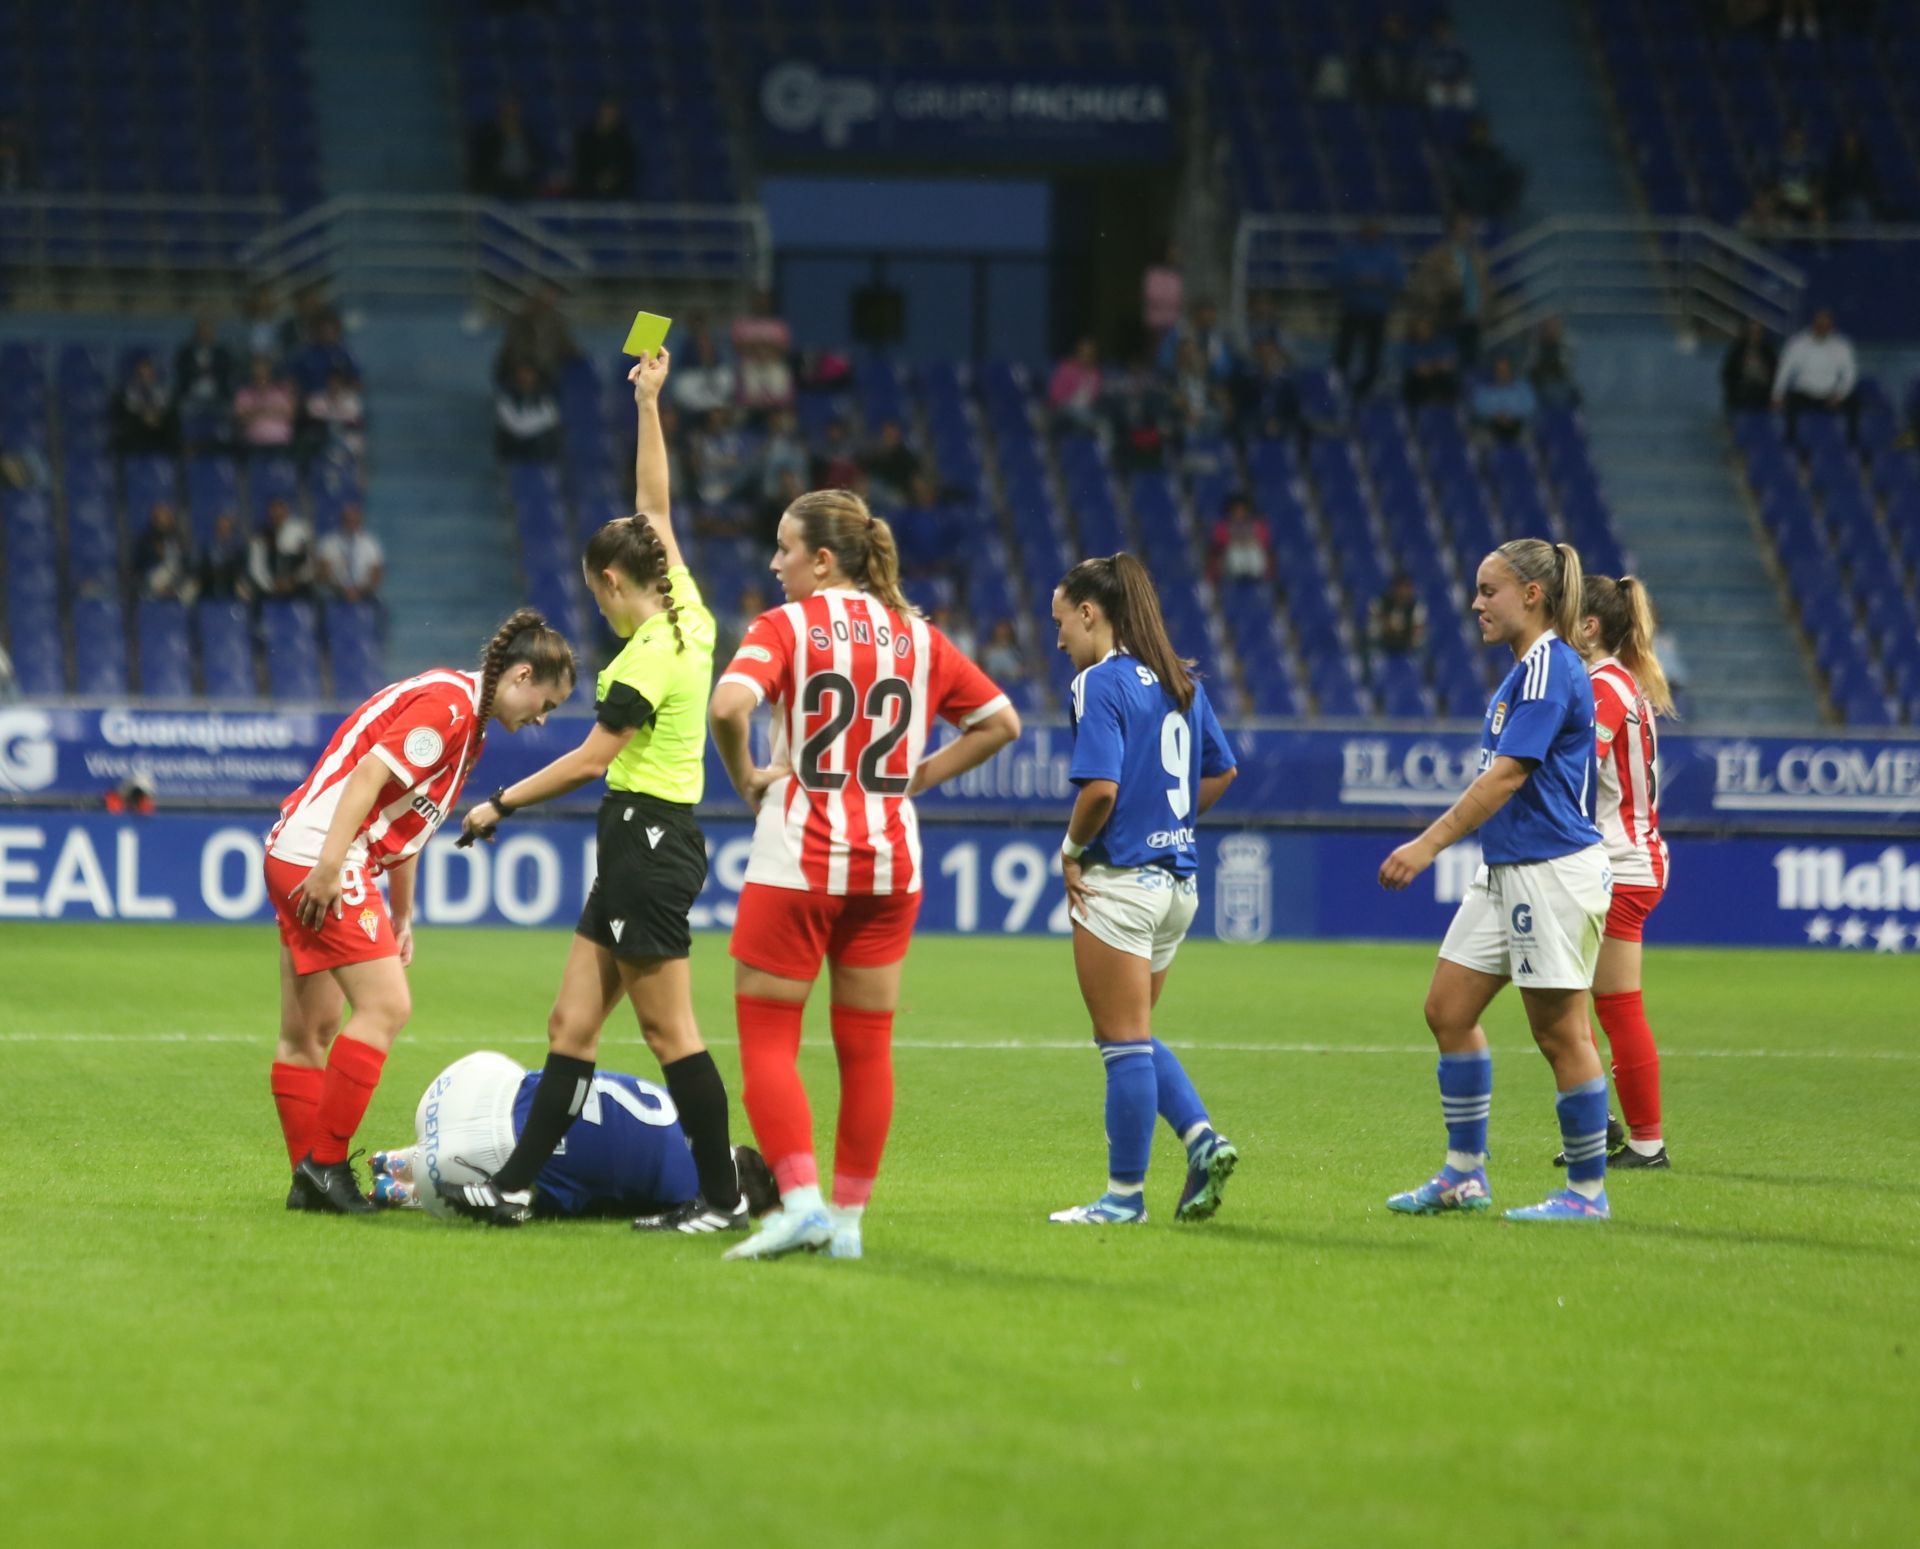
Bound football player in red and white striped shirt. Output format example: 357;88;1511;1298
267;609;576;1212
709;489;1021;1259
1564;573;1676;1170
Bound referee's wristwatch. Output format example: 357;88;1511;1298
489;786;516;818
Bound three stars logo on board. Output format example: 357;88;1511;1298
1802;915;1920;952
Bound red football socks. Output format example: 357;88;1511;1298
830;1005;894;1208
309;1035;387;1165
269;1061;325;1169
1594;989;1662;1140
736;995;816;1193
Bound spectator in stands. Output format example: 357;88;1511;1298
1773;307;1859;440
243;287;284;362
1411;214;1491;365
232;355;297;456
112;356;179;456
301;368;367;470
197;511;253;602
1209;494;1274;586
249;498;315;600
468;94;548;200
859;420;924;507
810;420;861;490
1823;127;1880;223
0;117;28;192
495;283;580;387
1241;292;1286;354
290;314;360;396
668;325;738;416
760;465;807;532
133;503;195;603
1722;319;1781;413
1331;220;1405;398
1369;573;1428;661
758;408;808;499
1417;16;1477;110
981;619;1025;686
1171;338;1227;440
1447;117;1526;222
1737;187;1787;243
1528;315;1581;409
1772;123;1825;226
1401;315;1462;408
1156;301;1234;379
571;96;637;199
494;364;563;462
316;503;385;604
731;292;793;361
174;316;235;450
1104;358;1174;473
1142;245;1184;353
1049;337;1105;433
1360;10;1422;104
930;605;977;662
1234;338;1304;441
1470;355;1538;442
690;407;756;508
737;335;795;418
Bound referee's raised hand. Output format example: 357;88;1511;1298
628;348;670;404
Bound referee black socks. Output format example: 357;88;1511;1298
494;1052;595;1193
662;1049;742;1212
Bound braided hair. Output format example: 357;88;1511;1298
584;514;685;652
474;607;577;738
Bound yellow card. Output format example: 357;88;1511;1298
622;311;672;357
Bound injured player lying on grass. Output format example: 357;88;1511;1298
370;1051;778;1226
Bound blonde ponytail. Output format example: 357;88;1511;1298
1494;537;1583;643
1584;573;1677;718
787;489;917;615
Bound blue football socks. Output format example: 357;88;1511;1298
1438;1049;1492;1172
1556;1076;1611;1198
1099;1040;1157;1189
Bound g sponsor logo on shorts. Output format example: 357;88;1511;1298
403;727;444;768
1511;902;1533;935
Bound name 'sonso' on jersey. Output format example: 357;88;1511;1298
807;615;914;658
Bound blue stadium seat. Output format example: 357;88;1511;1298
135;600;193;697
71;597;129;695
195;601;257;698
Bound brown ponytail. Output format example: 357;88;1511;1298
785;488;916;615
584;514;685;652
1057;551;1196;711
475;606;576;734
1582;573;1677;718
1494;537;1584;645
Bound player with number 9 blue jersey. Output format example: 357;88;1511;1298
1068;655;1237;875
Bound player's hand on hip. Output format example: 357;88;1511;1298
629;349;670;403
1378;839;1435;892
289;868;345;930
1062;856;1097;922
740;763;788;813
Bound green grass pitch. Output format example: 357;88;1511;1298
2;924;1916;1548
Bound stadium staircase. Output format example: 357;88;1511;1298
350;312;521;678
1459;0;1822;726
306;0;461;196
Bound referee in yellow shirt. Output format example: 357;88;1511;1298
447;349;746;1231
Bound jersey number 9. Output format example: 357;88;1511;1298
1160;712;1191;820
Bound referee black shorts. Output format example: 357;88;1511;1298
576;792;708;961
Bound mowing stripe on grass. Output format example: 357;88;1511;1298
2;1032;1916;1059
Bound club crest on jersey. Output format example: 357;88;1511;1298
1490;701;1508;734
404;727;444;768
357;908;380;942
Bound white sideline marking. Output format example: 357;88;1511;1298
0;1033;1915;1060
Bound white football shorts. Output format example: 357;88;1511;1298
413;1051;525;1219
1438;844;1612;990
1074;862;1200;972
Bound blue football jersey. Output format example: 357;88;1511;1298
515;1070;700;1217
1476;631;1604;865
1067;653;1237;875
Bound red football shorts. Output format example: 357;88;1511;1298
264;854;399;976
730;882;923;982
1604;883;1663;943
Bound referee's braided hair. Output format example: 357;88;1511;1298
1494;537;1584;647
1058;552;1196;712
584;513;685;652
475;607;577;736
